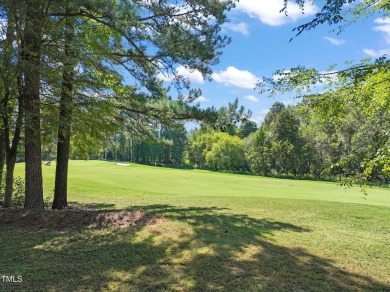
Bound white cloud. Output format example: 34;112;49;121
363;48;390;57
235;0;318;26
373;18;390;44
157;65;204;84
324;36;346;46
362;18;390;57
244;95;260;103
223;22;249;36
374;18;390;24
177;66;204;83
212;66;259;89
194;96;209;102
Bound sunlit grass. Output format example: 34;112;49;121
1;160;389;291
13;160;390;207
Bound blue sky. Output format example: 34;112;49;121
158;1;390;126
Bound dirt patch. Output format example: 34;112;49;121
0;205;164;231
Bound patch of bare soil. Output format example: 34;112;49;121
0;205;164;231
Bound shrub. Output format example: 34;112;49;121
206;135;247;172
0;176;25;207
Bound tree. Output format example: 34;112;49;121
238;120;257;139
52;9;76;209
263;102;286;128
0;3;23;207
161;124;187;164
0;130;5;193
259;0;390;185
262;104;303;176
49;0;244;209
250;126;270;175
0;0;246;209
206;134;247;172
21;1;45;209
186;129;217;168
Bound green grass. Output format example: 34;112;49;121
2;160;390;291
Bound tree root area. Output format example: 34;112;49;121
0;205;164;230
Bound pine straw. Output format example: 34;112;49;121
0;205;164;230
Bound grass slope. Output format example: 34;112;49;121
1;160;389;291
15;160;390;207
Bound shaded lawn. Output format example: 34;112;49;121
1;203;389;291
1;161;389;291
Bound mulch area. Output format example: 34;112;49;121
0;204;164;231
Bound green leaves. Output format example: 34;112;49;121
205;134;247;172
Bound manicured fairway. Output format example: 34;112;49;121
15;160;390;207
2;161;390;291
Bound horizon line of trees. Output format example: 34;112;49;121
67;99;389;186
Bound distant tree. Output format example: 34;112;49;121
250;127;270;176
186;130;217;168
263;102;285;128
238;120;258;139
161;124;187;164
263;104;303;176
206;134;247;172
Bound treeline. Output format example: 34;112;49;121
101;100;389;185
102;125;187;165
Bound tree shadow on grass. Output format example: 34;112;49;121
1;204;389;291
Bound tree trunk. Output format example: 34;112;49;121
53;15;75;210
0;5;16;199
3;153;16;207
3;91;24;208
23;4;44;209
0;130;5;190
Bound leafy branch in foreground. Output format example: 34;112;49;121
260;0;390;193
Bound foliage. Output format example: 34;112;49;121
238;120;258;139
258;0;390;186
249;127;269;175
0;176;25;207
172;99;389;185
0;0;251;209
205;134;247;172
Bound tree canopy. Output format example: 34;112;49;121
0;0;251;209
259;0;390;189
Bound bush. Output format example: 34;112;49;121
0;176;25;207
1;176;52;208
206;135;247;172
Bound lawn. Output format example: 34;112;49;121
1;160;389;291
